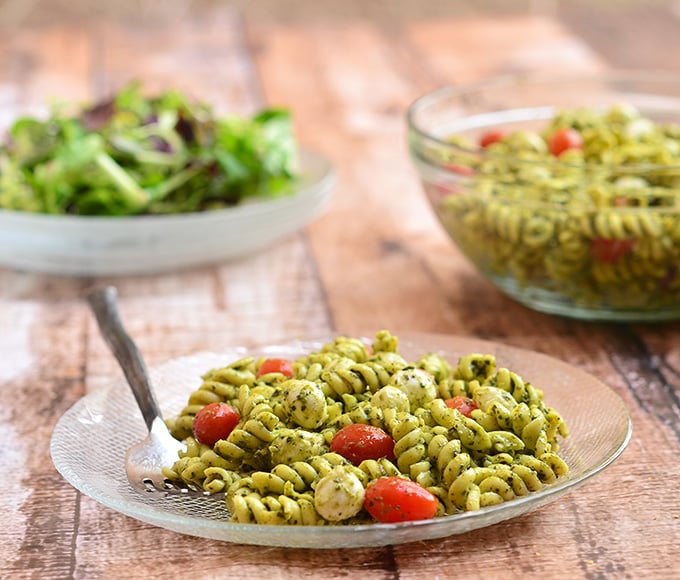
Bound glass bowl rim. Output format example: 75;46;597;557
407;70;680;173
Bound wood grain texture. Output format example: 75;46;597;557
1;2;680;578
252;14;606;338
559;0;680;72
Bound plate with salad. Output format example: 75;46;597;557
0;83;334;275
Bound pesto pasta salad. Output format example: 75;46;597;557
162;331;570;526
410;98;680;321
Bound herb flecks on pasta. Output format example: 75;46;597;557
163;331;570;525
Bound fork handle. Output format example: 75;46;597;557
86;286;161;432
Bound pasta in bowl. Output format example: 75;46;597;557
50;332;631;547
408;72;680;321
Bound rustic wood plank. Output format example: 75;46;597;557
2;4;680;578
0;24;93;132
0;22;95;578
250;14;606;339
0;297;87;578
249;18;469;337
559;0;680;72
90;10;263;115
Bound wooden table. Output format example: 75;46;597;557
2;2;679;578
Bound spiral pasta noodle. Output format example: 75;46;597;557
162;331;570;526
425;104;680;315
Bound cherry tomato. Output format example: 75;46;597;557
443;163;476;176
444;395;479;418
548;128;583;156
256;358;294;378
591;238;636;263
427;182;462;199
364;477;438;523
479;129;504;148
330;424;395;465
192;402;240;446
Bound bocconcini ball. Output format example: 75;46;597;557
282;379;328;429
313;466;365;522
389;367;438;411
390;367;437;411
371;385;410;413
268;428;326;465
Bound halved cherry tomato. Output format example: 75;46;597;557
364;477;438;523
548;128;583;156
443;163;476;176
427;182;462;199
591;238;636;263
192;402;240;446
479;129;504;148
256;358;294;378
445;395;478;418
330;423;395;465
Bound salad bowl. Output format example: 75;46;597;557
0;84;334;275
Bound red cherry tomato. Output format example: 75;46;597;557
330;424;395;465
479;129;504;148
427;182;462;199
548;128;583;156
256;358;294;378
364;477;438;523
192;402;240;446
445;395;478;418
591;238;636;263
443;163;476;176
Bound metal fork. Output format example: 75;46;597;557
86;286;199;495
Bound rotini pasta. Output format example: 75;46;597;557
162;331;570;525
422;104;680;318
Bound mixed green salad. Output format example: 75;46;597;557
0;83;298;216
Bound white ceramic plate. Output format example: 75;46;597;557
50;333;632;548
0;148;333;276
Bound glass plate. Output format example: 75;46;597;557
50;333;632;548
0;148;333;276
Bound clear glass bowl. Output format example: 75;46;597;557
407;72;680;321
